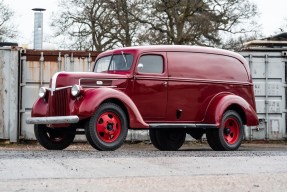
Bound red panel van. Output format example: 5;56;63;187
26;45;259;151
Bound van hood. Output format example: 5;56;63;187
50;71;131;92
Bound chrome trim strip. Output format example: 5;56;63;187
168;77;252;86
51;71;63;96
82;85;117;88
149;123;217;129
54;86;73;91
44;86;72;93
44;84;116;95
26;116;79;124
79;78;120;86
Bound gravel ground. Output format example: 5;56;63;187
0;141;287;192
0;140;286;151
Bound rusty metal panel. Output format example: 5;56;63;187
0;53;3;138
241;51;287;140
0;47;19;142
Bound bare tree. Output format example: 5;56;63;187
107;0;141;47
0;0;17;41
134;0;259;46
275;18;287;34
221;32;263;51
51;0;117;51
51;0;260;50
52;0;141;50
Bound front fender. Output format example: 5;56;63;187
204;93;259;127
31;98;48;117
74;88;149;128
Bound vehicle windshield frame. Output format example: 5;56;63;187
93;54;134;73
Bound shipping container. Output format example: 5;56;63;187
240;49;287;140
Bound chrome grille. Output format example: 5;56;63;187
48;89;69;116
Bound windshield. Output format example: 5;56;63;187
94;54;134;73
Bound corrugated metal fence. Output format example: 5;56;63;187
0;47;19;142
19;49;99;140
1;47;287;142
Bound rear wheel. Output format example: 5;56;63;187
206;110;243;151
149;129;186;151
85;103;128;151
34;124;75;150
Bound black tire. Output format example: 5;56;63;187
149;129;161;149
188;129;205;140
206;110;243;151
34;124;75;150
149;129;186;151
85;103;128;151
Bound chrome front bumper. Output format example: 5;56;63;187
26;116;79;124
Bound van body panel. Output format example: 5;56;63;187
28;45;258;129
204;93;259;126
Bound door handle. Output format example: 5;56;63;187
163;81;167;86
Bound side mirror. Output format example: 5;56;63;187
137;63;143;72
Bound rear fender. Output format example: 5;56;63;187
74;88;149;128
204;93;259;127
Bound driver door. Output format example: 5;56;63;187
131;52;168;121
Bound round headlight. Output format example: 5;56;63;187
71;84;82;97
39;87;47;98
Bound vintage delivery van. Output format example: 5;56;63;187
26;45;259;151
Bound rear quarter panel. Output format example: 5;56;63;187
166;51;257;124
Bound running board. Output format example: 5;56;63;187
149;123;218;129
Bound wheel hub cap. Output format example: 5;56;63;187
107;123;114;131
96;112;122;143
223;117;239;145
224;128;231;135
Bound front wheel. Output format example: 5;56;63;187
85;103;128;151
34;124;75;150
149;129;186;151
206;110;243;151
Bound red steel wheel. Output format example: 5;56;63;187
85;103;128;151
96;112;122;143
206;110;243;151
223;117;240;145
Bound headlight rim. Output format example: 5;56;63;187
39;87;47;98
71;84;82;97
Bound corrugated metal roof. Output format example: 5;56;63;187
243;32;287;49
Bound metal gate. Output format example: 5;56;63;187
0;47;19;142
19;50;98;140
241;51;287;140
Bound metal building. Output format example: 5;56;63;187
240;33;287;140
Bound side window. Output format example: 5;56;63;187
138;55;164;74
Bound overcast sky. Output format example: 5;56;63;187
4;0;287;47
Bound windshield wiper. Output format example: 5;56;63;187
121;51;128;68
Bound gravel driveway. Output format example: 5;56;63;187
0;141;286;192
